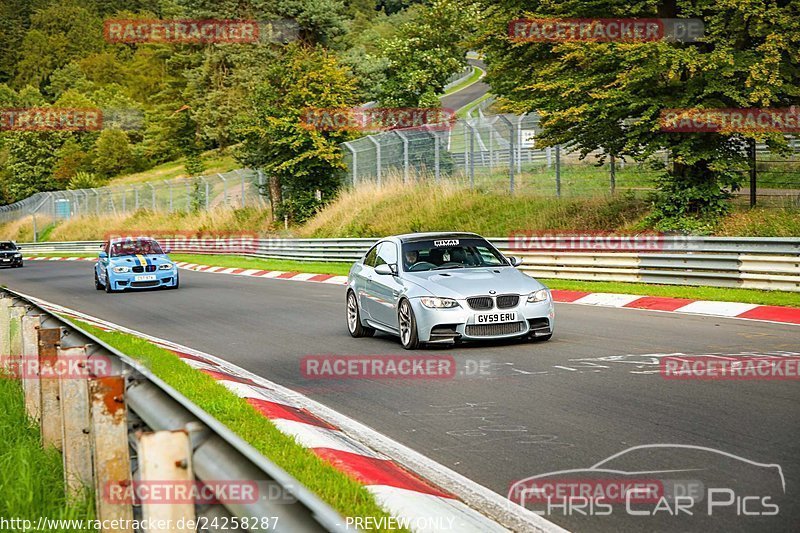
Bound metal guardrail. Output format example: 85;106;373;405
0;288;351;533
15;236;800;292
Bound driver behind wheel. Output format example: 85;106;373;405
404;249;419;269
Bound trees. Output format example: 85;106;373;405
477;0;800;230
92;128;135;177
235;43;359;223
13;1;105;90
376;0;475;107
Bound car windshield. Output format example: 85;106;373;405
110;239;164;257
0;242;16;251
401;238;508;272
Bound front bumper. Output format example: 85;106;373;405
409;297;555;343
107;268;178;290
0;256;23;267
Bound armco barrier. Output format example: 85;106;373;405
0;288;353;532
15;236;800;292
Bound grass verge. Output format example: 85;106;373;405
455;92;492;118
0;377;96;531
109;151;239;185
72;321;405;532
441;66;484;97
298;180;650;238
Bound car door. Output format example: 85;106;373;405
354;244;378;318
367;241;403;329
98;242;110;282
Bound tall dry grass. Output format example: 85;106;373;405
3;180;797;243
297;178;650;237
18;207;275;241
716;207;800;237
0;216;54;242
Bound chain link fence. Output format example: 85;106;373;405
340;113;800;205
0;169;268;226
3;115;800;229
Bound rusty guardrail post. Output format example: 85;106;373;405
7;305;25;372
0;297;11;370
89;375;134;532
21;314;42;422
138;430;196;530
39;327;63;450
58;345;94;498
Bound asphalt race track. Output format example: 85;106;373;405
2;261;798;533
440;59;489;113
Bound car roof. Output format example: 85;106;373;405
109;236;159;244
393;232;483;243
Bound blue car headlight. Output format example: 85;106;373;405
112;266;131;273
420;297;460;309
527;289;550;303
158;263;174;270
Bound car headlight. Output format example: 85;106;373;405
419;297;460;309
112;266;131;273
14;252;21;257
527;289;549;303
158;263;174;270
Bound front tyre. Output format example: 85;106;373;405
346;291;374;338
94;270;104;290
398;299;420;350
104;270;116;293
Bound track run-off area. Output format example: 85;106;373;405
2;260;798;533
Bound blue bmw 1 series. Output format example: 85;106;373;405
95;237;179;293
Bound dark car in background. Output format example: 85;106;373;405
0;241;23;268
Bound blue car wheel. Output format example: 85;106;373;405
104;270;117;293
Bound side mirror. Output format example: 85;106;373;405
375;263;397;276
509;256;523;267
99;252;108;259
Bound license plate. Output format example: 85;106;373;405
0;258;9;262
134;275;156;281
474;312;517;324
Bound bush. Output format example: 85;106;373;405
92;128;134;177
68;171;107;190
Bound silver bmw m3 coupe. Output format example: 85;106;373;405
346;232;554;349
